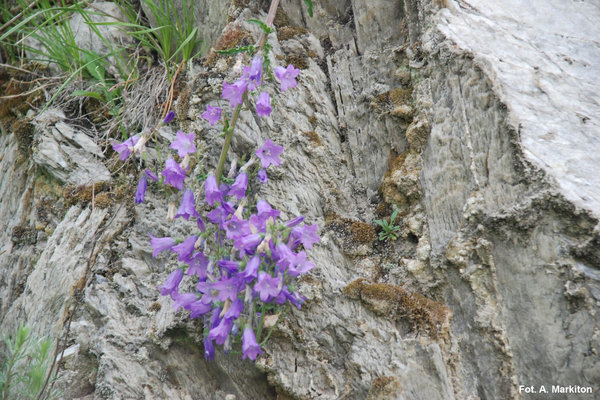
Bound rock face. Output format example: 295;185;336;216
1;0;599;399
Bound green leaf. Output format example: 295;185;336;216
71;90;104;101
390;209;400;224
373;219;387;229
247;19;274;34
303;0;314;18
215;45;254;55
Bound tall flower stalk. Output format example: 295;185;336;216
111;0;314;361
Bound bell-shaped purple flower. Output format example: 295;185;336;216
254;272;282;302
205;175;223;206
207;205;229;229
217;259;239;274
287;251;315;277
135;174;148;204
234;233;263;255
172;292;197;310
162;158;186;190
257;169;268;184
170;130;196;158
204;337;215;360
189;300;212;318
228;172;248;200
163;110;175;124
197;217;206;232
255;139;284;168
158;269;183;296
242;326;263;361
222;80;248;108
213;276;243;302
175;189;200;220
286;215;304;228
208;316;233;345
202;105;222;126
249;55;262;89
224;216;252;240
256;92;271;117
257;200;280;220
149;234;175;257
187;252;209;278
291;224;320;250
239;255;260;283
274;64;300;92
223;298;244;320
112;135;140;161
145;169;159;181
171;235;198;262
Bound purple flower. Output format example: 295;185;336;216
234;233;263;254
163;110;175;124
170;130;196;158
145;169;159;181
286;215;304;228
162;158;186;190
255;139;284;168
274;64;300;92
204;337;215;360
224;216;251;240
254;272;282;302
257;169;268;184
228;172;248;200
222;80;248;108
242;327;263;361
135;174;147;204
275;287;306;309
112;135;139;161
208;317;233;345
257;200;280;220
197;281;218;304
188;252;209;278
275;242;295;270
217;259;239;274
288;251;315;277
197;217;206;232
158;269;183;296
213;276;243;302
249;55;262;89
171;235;198;262
207;205;230;229
205;175;223;206
172;292;197;310
291;224;320;250
223;298;244;320
202;105;222;126
149;234;175;257
189;300;212;318
256;92;271;117
239;255;260;282
175;189;200;220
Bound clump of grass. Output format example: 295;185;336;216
0;323;59;400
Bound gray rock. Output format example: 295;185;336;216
32;109;111;185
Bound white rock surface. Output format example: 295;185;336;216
437;0;600;217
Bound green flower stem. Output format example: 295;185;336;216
215;100;243;185
214;0;280;184
256;302;266;342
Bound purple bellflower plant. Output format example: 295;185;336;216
128;49;315;362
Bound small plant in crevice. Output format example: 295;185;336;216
374;209;401;241
111;0;319;361
0;323;59;400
